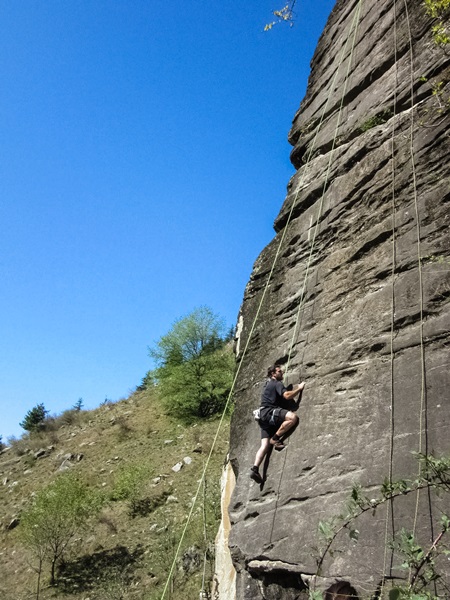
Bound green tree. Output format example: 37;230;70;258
19;473;103;588
149;306;235;420
20;403;49;433
72;397;83;411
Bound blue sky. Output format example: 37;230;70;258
1;0;335;439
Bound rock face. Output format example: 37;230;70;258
228;0;450;598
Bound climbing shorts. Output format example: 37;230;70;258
259;407;289;438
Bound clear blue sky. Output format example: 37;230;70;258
1;0;335;440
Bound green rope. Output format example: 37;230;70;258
381;0;399;592
269;0;364;547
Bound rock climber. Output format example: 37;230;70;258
250;364;305;484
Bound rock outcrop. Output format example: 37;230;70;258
227;0;450;598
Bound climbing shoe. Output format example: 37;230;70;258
250;467;263;484
270;437;285;451
272;441;286;451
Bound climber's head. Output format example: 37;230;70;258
267;365;283;380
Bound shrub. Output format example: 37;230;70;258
110;463;153;516
8;435;30;456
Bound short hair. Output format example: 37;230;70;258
267;364;281;378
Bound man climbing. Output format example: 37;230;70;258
250;364;305;484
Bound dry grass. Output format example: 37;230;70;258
0;388;230;600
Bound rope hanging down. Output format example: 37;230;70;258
159;3;363;591
269;0;364;547
403;0;427;543
381;0;399;589
160;0;438;595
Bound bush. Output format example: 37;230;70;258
110;463;152;516
8;435;29;456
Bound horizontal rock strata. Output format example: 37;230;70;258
228;0;450;598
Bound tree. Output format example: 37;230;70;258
20;403;49;433
19;472;103;587
72;398;83;411
149;307;235;420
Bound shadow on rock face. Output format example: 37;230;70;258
324;581;359;600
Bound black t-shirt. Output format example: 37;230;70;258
261;379;286;408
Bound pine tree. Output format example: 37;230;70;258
20;403;49;433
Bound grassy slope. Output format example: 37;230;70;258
0;388;230;600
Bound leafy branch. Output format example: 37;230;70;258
264;1;297;31
313;454;450;598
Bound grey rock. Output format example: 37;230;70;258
228;1;450;598
166;495;178;504
7;517;19;530
33;448;49;459
182;545;202;574
58;459;74;472
183;456;192;465
171;462;183;473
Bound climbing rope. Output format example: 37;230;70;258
200;474;208;599
269;0;364;546
381;0;399;591
402;0;427;544
284;0;364;377
160;3;365;592
161;0;432;595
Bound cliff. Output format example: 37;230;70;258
227;0;450;598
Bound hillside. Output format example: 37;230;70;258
0;389;230;600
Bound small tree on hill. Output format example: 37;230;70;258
72;398;83;411
20;403;49;433
19;472;103;588
149;306;235;420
